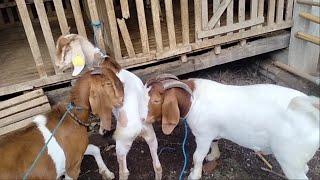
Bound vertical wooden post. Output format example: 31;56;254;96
70;0;87;38
194;0;201;42
258;0;264;28
120;0;130;19
268;0;276;25
4;0;14;24
135;0;149;53
151;0;163;52
276;0;285;23
213;0;221;54
239;0;246;46
34;0;59;74
165;0;176;49
16;0;47;78
117;18;135;57
104;0;122;59
87;0;106;53
285;0;294;21
181;0;189;45
251;0;258;29
226;0;233;35
201;0;208;30
53;0;69;34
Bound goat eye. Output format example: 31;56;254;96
106;82;112;86
153;100;161;104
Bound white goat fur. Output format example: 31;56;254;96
180;79;319;180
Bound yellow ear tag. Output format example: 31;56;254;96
71;55;85;76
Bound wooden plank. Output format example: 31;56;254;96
295;32;320;45
207;0;232;29
4;0;14;23
34;0;59;74
239;0;246;46
286;0;294;20
201;0;208;29
297;0;320;7
16;0;47;78
299;12;320;24
151;0;163;51
0;103;51;128
258;0;265;28
0;117;34;137
117;18;136;57
135;33;291;82
268;0;276;25
88;0;107;54
198;17;265;38
135;0;149;53
194;0;201;42
0;96;48;119
226;0;233;34
156;45;192;60
193;21;293;50
70;0;87;38
0;89;44;111
165;0;176;49
251;0;258;29
276;0;285;23
120;0;130;19
53;0;69;34
213;0;222;54
181;0;189;45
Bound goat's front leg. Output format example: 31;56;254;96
141;124;162;180
116;140;132;180
205;140;220;161
188;137;213;180
84;144;115;180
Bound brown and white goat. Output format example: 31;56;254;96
145;74;320;180
56;34;163;180
0;67;124;179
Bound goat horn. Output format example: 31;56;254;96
162;80;193;96
155;73;179;81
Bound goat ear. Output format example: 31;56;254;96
161;90;180;135
89;82;112;133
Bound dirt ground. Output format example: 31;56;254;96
74;58;320;180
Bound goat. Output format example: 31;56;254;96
0;68;124;179
56;34;162;180
145;74;320;180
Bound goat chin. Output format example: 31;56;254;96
185;79;319;180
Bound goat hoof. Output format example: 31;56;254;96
188;170;201;180
205;153;220;161
155;167;162;180
100;169;115;180
119;171;129;180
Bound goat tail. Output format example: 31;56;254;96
288;96;320;123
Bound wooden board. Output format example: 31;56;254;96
70;0;87;38
53;0;69;34
150;0;163;51
165;0;176;49
181;0;189;45
135;0;149;54
0;117;34;136
117;18;135;57
0;89;44;110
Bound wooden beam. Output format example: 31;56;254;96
258;0;265;28
268;0;276;25
295;31;320;45
285;0;294;20
213;0;222;54
34;0;59;74
194;0;201;42
207;0;232;29
70;0;87;38
150;0;163;52
88;0;107;53
276;0;285;23
165;0;176;49
0;117;34;136
16;0;47;78
0;103;51;128
251;0;258;29
120;0;130;19
299;12;320;24
198;17;265;38
181;0;189;45
135;0;149;53
117;18;136;57
239;0;246;46
0;89;44;111
53;0;69;34
297;0;320;7
0;96;48;119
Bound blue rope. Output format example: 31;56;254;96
22;103;75;180
158;147;176;156
179;119;189;180
91;21;102;47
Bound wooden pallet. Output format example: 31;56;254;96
0;89;51;136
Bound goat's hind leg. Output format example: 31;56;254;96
205;140;220;161
141;124;162;180
85;144;115;180
116;140;132;180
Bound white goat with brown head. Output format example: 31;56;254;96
145;74;319;180
56;34;162;180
